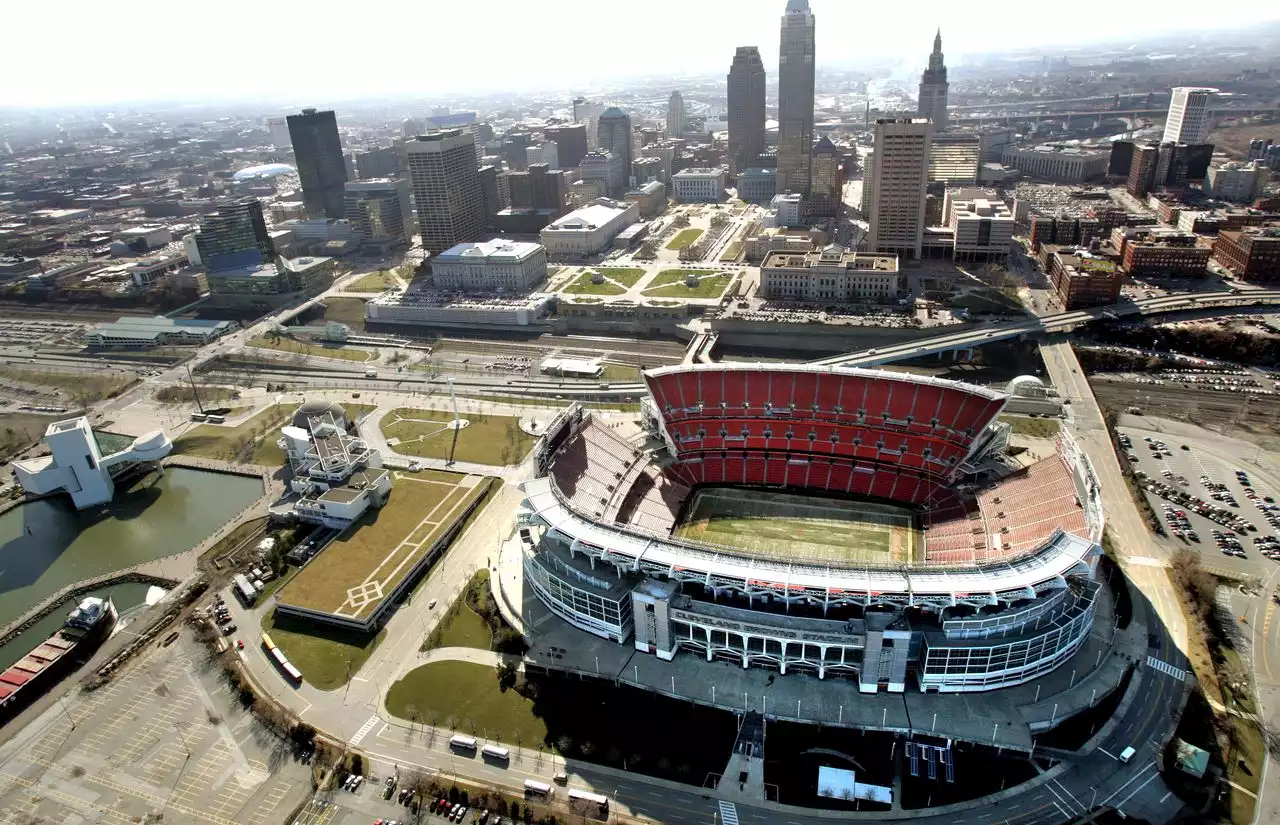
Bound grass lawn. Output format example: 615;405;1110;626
601;363;642;382
559;271;627;296
382;408;537;465
173;404;293;464
347;270;399;292
154;385;240;405
385;660;549;745
648;268;719;288
311;297;369;332
665;228;704;250
278;472;474;616
643;272;731;300
262;610;385;691
199;516;268;565
0;366;135;399
595;267;647;287
720;240;744;262
247;335;373;363
432;600;492;650
1000;415;1062;439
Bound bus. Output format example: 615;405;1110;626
449;734;478;752
234;574;257;606
568;789;609;813
523;779;553;798
261;633;302;686
481;744;510;762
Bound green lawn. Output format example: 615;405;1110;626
347;270;399;292
0;367;136;399
261;611;385;691
385;661;549;745
1000;415;1062;438
559;271;627;296
643;271;731;300
278;472;471;616
248;335;373;363
312;297;369;332
431;601;492;650
665;228;704;250
173;404;293;464
154;385;240;405
648;268;718;288
601;364;642;382
382;408;537;465
594;267;647;287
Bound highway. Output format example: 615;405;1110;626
812;290;1280;368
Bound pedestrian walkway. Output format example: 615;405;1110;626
1145;656;1189;681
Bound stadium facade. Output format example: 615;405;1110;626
519;364;1104;694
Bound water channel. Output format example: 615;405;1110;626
0;466;264;665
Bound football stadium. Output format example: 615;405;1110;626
519;363;1104;694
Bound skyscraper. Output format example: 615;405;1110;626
867;118;933;260
596;108;634;186
807;136;843;218
667;92;685;138
404;130;485;255
777;0;816;197
727;46;767;173
545;123;588;169
918;30;949;131
286;108;349;219
1163;87;1217;145
194;197;274;272
343;178;413;251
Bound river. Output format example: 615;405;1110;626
0;466;264;630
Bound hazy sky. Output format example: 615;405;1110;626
5;0;1275;107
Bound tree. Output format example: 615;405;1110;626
496;661;518;692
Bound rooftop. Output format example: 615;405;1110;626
543;200;632;233
763;244;899;272
437;239;544;262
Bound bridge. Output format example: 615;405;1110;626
809;290;1280;368
949;106;1279;128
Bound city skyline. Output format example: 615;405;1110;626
4;0;1278;107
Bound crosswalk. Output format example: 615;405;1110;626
1146;655;1188;681
718;801;739;825
348;714;380;747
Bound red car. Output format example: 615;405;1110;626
235;639;244;650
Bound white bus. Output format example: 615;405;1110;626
449;734;478;752
481;744;510;762
524;779;553;798
568;789;609;812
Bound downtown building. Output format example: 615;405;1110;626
667;92;685;138
343;178;413;253
545;123;589;170
760;244;900;301
917;30;949;131
597;108;634;189
287;108;349;219
727;46;767;173
1163;87;1217;145
432;239;548;292
866;118;933;260
776;0;815;197
404;130;485;255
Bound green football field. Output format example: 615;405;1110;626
673;487;921;564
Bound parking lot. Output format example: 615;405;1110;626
1119;424;1280;578
0;630;312;825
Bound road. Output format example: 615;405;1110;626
811;290;1280;368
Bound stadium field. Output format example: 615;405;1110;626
673;487;921;565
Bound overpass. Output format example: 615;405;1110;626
949;106;1279;127
810;290;1280;368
